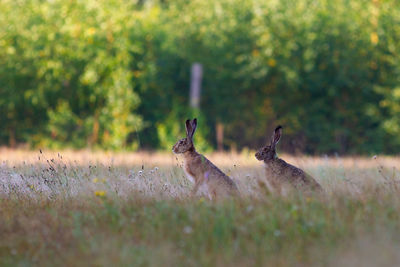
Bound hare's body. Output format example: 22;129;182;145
173;119;239;199
256;126;322;194
182;149;238;198
263;158;321;193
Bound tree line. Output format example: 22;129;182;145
1;0;400;154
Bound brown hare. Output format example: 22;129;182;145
173;118;239;199
255;126;322;194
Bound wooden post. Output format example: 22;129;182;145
216;122;224;152
8;127;16;148
190;63;202;108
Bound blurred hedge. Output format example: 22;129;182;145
1;0;400;154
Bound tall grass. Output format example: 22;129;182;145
1;149;400;266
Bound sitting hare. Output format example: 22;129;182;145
255;126;322;194
173;118;239;199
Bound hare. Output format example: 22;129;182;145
255;126;322;194
172;118;239;199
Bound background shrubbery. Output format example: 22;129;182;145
1;0;400;154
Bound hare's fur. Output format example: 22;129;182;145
256;126;322;194
173;119;239;199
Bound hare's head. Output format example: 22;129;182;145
255;126;282;161
172;118;197;154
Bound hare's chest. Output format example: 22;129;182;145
264;163;281;177
183;164;196;184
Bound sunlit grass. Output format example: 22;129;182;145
1;149;400;266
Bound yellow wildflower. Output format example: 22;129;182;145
92;178;99;183
95;191;106;197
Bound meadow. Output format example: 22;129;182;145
1;149;400;266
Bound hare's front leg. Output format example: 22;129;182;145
267;176;283;195
191;179;202;196
192;179;213;200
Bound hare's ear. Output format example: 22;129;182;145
189;118;198;139
185;119;192;139
270;125;282;149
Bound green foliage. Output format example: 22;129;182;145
1;0;400;153
0;0;143;149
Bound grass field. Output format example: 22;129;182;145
1;149;400;266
